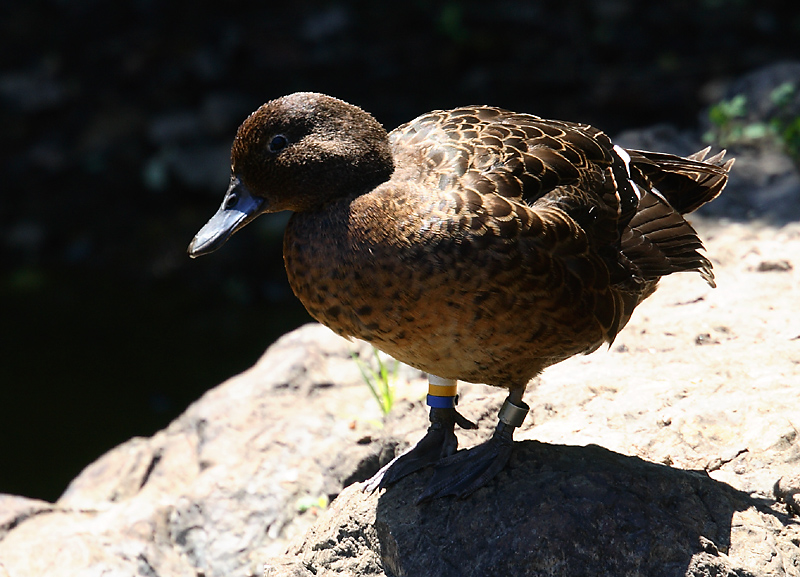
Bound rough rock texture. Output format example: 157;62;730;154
266;219;800;577
1;220;799;577
282;444;783;577
0;325;414;577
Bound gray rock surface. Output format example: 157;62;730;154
1;219;799;577
0;325;409;577
280;444;783;577
267;219;800;577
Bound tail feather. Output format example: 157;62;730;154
687;146;713;162
627;148;733;215
622;191;716;287
618;147;733;288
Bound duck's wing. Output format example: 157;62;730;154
389;106;637;250
388;107;730;346
390;109;731;284
388;108;638;346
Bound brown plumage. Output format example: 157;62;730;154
189;92;732;500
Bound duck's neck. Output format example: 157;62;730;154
295;164;394;214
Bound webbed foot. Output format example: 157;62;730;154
364;406;477;492
417;397;529;502
416;422;513;502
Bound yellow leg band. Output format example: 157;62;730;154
428;383;458;397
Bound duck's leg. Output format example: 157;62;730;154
417;384;529;502
364;376;477;492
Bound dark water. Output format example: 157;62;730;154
0;267;310;501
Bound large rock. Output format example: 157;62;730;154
280;443;782;577
268;220;800;577
1;221;799;576
0;325;420;576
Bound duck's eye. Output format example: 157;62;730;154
267;134;289;153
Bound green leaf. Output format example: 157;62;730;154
296;494;329;512
741;122;769;140
770;82;796;108
351;347;397;415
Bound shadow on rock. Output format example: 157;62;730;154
290;440;785;577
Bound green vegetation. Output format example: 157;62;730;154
351;347;398;415
295;494;329;513
704;82;800;160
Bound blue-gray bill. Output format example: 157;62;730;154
188;176;265;258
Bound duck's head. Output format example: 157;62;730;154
188;92;393;257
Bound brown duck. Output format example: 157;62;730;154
189;92;732;501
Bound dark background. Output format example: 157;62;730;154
2;0;798;502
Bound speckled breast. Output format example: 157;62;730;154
282;185;608;388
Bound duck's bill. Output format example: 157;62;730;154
188;177;265;258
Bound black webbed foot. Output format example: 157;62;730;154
416;421;514;502
417;397;529;502
364;406;477;493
